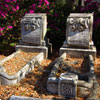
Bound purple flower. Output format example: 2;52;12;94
12;0;16;1
44;0;49;5
4;0;11;2
7;25;13;29
0;27;4;31
5;4;9;8
29;10;34;14
1;12;7;18
0;27;4;35
32;4;36;9
16;4;19;10
12;6;17;12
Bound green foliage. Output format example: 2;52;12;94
0;0;100;52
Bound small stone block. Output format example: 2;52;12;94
47;77;58;94
58;73;78;99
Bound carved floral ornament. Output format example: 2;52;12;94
22;18;41;31
67;17;90;32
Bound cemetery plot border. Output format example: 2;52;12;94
9;95;51;100
0;51;44;85
47;53;98;99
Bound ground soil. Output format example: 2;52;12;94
65;55;84;68
56;55;89;78
0;55;6;61
0;51;100;100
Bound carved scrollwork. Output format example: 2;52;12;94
31;18;41;31
22;18;41;31
68;18;89;32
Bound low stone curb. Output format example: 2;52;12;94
9;95;64;100
47;53;66;94
0;51;44;85
9;95;50;100
47;54;97;98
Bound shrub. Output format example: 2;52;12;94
78;0;100;49
0;0;100;50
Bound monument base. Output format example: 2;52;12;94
19;40;46;46
16;45;48;59
60;46;96;59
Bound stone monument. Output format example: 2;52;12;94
66;13;93;48
21;13;47;46
16;13;51;58
60;13;96;58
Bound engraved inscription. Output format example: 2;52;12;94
61;83;73;96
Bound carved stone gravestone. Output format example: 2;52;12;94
60;13;96;58
58;73;78;99
66;13;93;48
21;13;47;45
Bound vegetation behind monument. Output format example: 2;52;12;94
0;0;100;53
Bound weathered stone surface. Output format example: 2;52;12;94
47;77;58;94
47;54;97;99
77;86;91;98
0;52;44;85
10;95;50;100
60;47;96;59
66;13;93;48
86;76;100;100
21;13;47;45
16;45;48;59
58;73;78;99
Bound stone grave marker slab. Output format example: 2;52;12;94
66;13;93;48
21;13;47;45
58;73;78;99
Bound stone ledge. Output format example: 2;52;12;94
60;47;96;59
0;52;44;85
9;95;50;100
16;45;48;59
